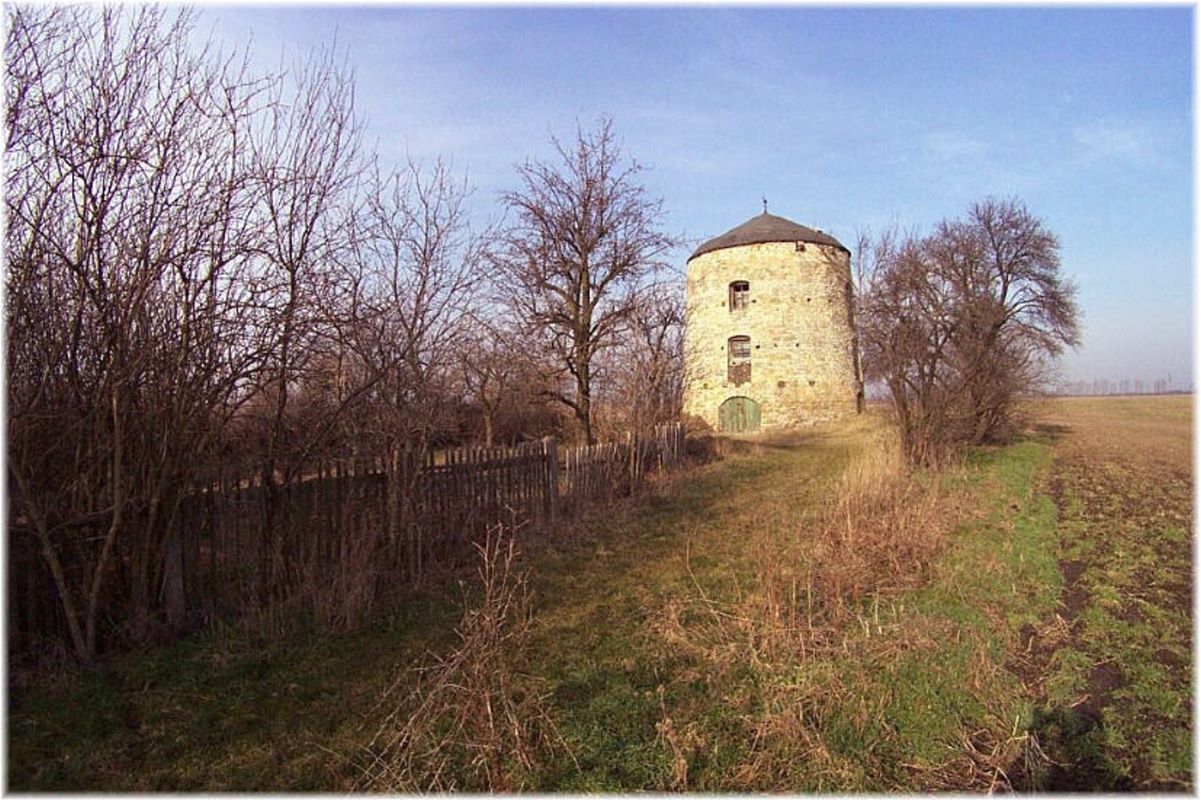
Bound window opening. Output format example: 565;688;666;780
728;335;751;385
729;281;750;311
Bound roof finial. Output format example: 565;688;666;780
762;196;768;214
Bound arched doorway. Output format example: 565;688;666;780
719;396;760;433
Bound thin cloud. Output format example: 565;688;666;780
921;131;988;163
1072;120;1161;167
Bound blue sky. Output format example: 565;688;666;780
198;6;1193;387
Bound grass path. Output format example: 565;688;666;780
8;398;1192;791
498;424;865;789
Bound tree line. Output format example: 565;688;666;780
5;6;683;661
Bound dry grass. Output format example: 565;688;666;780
810;427;951;613
725;433;1060;791
738;427;958;665
646;423;976;789
653;682;704;790
358;525;570;792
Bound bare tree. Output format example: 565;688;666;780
5;6;271;656
345;158;483;438
944;198;1080;442
335;157;487;580
454;311;565;446
245;44;363;486
457;317;520;447
598;284;685;434
493;117;677;444
858;198;1079;466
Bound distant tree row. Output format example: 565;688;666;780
1054;377;1183;397
5;6;681;660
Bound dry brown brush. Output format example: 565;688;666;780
358;525;570;792
807;429;951;618
4;5;489;659
735;428;956;665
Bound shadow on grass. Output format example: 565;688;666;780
1029;421;1073;441
1012;705;1134;792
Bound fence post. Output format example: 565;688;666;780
542;436;558;523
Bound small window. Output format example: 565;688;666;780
728;335;751;385
729;281;750;311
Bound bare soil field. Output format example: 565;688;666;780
1020;395;1193;789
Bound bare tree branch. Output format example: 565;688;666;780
492;116;678;444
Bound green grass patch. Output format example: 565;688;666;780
762;438;1062;787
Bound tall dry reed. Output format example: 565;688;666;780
731;427;954;670
811;427;949;614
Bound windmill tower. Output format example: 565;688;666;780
683;210;863;432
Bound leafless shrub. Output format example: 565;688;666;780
6;5;275;657
857;199;1080;466
335;157;489;583
4;4;490;659
359;526;571;792
308;515;384;632
455;315;563;446
596;283;685;438
654;682;704;791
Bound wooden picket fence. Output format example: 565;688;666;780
8;422;686;656
415;439;559;544
560;423;685;509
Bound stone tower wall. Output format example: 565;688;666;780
683;241;861;430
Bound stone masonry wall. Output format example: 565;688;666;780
683;240;861;430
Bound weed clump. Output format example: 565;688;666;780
742;428;954;662
359;526;570;791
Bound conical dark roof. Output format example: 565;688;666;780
689;212;849;261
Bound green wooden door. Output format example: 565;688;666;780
719;396;760;433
